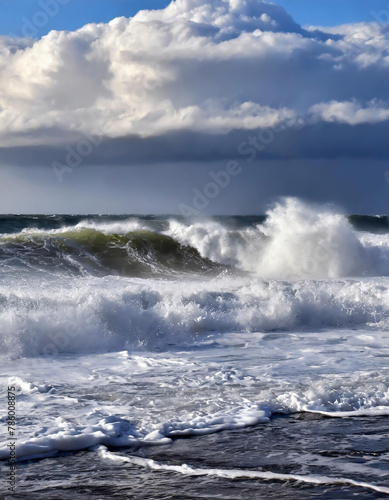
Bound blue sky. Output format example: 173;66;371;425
273;0;389;26
1;0;388;38
0;0;170;37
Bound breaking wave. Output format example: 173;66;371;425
1;199;389;279
1;199;389;358
1;275;389;358
167;198;388;279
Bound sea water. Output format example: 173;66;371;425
0;199;388;498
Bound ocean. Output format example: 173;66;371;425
0;198;388;499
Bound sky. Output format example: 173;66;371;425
1;0;388;37
1;0;389;214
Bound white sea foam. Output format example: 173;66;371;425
0;330;387;462
2;384;387;462
277;376;389;414
0;218;146;239
1;274;389;358
73;218;147;234
0;406;271;461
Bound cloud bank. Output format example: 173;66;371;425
0;0;389;163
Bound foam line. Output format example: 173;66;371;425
302;407;389;417
99;447;389;494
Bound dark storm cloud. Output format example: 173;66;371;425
2;122;389;170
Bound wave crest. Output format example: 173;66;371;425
0;229;223;277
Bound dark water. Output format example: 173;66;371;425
0;213;388;235
7;414;389;499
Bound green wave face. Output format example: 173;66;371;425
0;229;224;278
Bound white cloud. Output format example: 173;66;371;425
310;100;389;125
0;0;389;149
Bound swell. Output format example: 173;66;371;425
0;229;224;278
